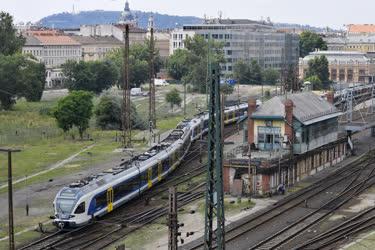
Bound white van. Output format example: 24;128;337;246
130;88;142;96
154;79;169;86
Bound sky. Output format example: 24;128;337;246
1;0;374;29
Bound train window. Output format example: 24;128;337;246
162;158;169;171
152;164;158;179
140;171;148;185
114;177;139;201
95;193;107;209
74;202;85;214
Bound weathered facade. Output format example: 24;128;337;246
224;92;346;196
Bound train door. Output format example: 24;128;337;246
147;168;153;188
106;187;114;212
158;160;163;181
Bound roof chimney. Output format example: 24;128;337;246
248;98;257;145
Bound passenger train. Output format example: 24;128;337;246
52;103;248;228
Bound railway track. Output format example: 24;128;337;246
18;123;239;250
183;153;375;250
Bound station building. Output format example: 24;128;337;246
224;92;347;196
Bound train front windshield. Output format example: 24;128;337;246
56;198;76;214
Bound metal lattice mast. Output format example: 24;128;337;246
122;24;132;148
204;63;225;249
149;27;156;128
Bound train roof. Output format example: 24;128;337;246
57;103;248;198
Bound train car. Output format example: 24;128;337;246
52;103;248;228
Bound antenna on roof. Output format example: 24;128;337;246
218;11;223;20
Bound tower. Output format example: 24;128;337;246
148;14;154;32
119;0;136;25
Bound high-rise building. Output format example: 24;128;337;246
170;18;299;75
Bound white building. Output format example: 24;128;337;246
22;30;81;88
170;19;300;75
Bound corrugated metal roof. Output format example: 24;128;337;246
252;92;341;125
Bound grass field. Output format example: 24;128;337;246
0;86;207;188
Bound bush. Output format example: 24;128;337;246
95;93;147;131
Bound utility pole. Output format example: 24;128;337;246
183;79;187;118
122;24;132;148
149;27;156;129
0;148;21;250
168;187;178;250
206;33;211;109
204;63;225;249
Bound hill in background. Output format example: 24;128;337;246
38;10;202;30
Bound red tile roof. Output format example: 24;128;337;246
34;34;80;45
348;24;375;34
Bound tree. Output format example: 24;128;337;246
21;59;46;101
165;88;182;111
167;49;190;81
175;35;225;93
306;55;330;89
233;60;251;85
62;60;118;94
249;60;263;84
0;54;45;110
106;42;162;88
263;68;280;85
233;59;262;85
304;75;322;90
221;84;234;95
0;12;25;55
95;95;122;130
299;31;327;58
53;91;94;139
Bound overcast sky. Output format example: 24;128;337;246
1;0;374;29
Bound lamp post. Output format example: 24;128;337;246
0;148;21;250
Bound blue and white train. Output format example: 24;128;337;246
52;103;248;228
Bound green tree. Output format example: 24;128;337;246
0;54;45;110
299;31;327;57
167;49;190;80
233;60;251;85
62;60;118;94
233;59;262;85
21;59;46;101
182;35;225;93
0;12;25;55
53;91;94;139
165;88;182;111
304;75;322;90
95;95;122;130
306;55;330;89
263;68;280;85
106;42;162;88
221;84;234;95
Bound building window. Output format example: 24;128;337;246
227;50;232;55
257;126;281;151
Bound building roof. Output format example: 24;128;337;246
301;51;370;64
70;35;122;45
114;24;147;33
28;32;80;46
348;24;375;34
24;35;42;46
252;92;341;125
